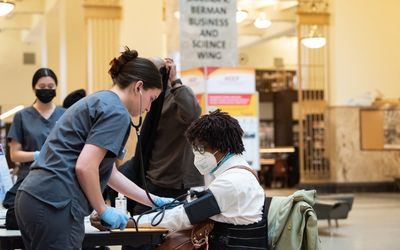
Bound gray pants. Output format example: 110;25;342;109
15;191;84;250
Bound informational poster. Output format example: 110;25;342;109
180;67;259;169
206;67;259;170
206;67;255;93
179;0;237;70
207;93;260;170
0;144;13;203
207;94;258;116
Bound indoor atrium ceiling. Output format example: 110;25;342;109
0;0;44;43
236;0;297;48
0;0;298;47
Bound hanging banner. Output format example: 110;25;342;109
0;144;13;203
179;0;237;70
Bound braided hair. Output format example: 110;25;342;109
108;46;162;90
185;109;245;154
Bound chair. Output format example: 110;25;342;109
317;194;354;211
313;194;354;234
272;158;288;188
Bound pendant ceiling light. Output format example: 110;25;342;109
301;25;326;49
0;0;14;16
253;12;272;29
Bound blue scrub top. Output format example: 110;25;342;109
19;90;131;220
7;106;66;179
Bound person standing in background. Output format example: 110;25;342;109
14;48;173;250
7;68;65;182
4;68;65;230
115;57;203;211
142;57;203;206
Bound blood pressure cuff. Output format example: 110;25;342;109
184;189;221;225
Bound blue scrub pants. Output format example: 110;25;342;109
15;191;84;250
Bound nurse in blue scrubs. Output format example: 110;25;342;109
8;68;65;181
14;48;171;250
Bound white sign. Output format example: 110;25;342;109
237;116;260;171
206;67;256;93
180;0;238;70
0;144;13;203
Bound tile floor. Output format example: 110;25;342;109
110;190;400;250
318;192;400;250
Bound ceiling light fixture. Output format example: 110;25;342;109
0;0;14;16
236;9;248;23
301;25;326;49
253;12;272;29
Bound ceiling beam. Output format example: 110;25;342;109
239;26;296;49
0;15;32;30
12;0;45;14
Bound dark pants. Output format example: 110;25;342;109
15;191;84;250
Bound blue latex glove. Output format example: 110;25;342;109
154;196;176;207
33;151;40;161
99;206;129;230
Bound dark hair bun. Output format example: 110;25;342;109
121;47;138;62
109;47;138;79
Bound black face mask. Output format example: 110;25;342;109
35;89;56;103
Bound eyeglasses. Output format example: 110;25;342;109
192;144;205;154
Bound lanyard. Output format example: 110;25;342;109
210;152;235;174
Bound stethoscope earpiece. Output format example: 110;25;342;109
131;87;143;133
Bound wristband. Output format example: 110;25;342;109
33;151;40;161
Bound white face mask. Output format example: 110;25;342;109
193;150;218;175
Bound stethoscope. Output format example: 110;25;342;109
128;70;185;230
130;87;181;203
130;89;143;133
130;90;158;207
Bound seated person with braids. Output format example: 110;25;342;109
92;109;267;250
